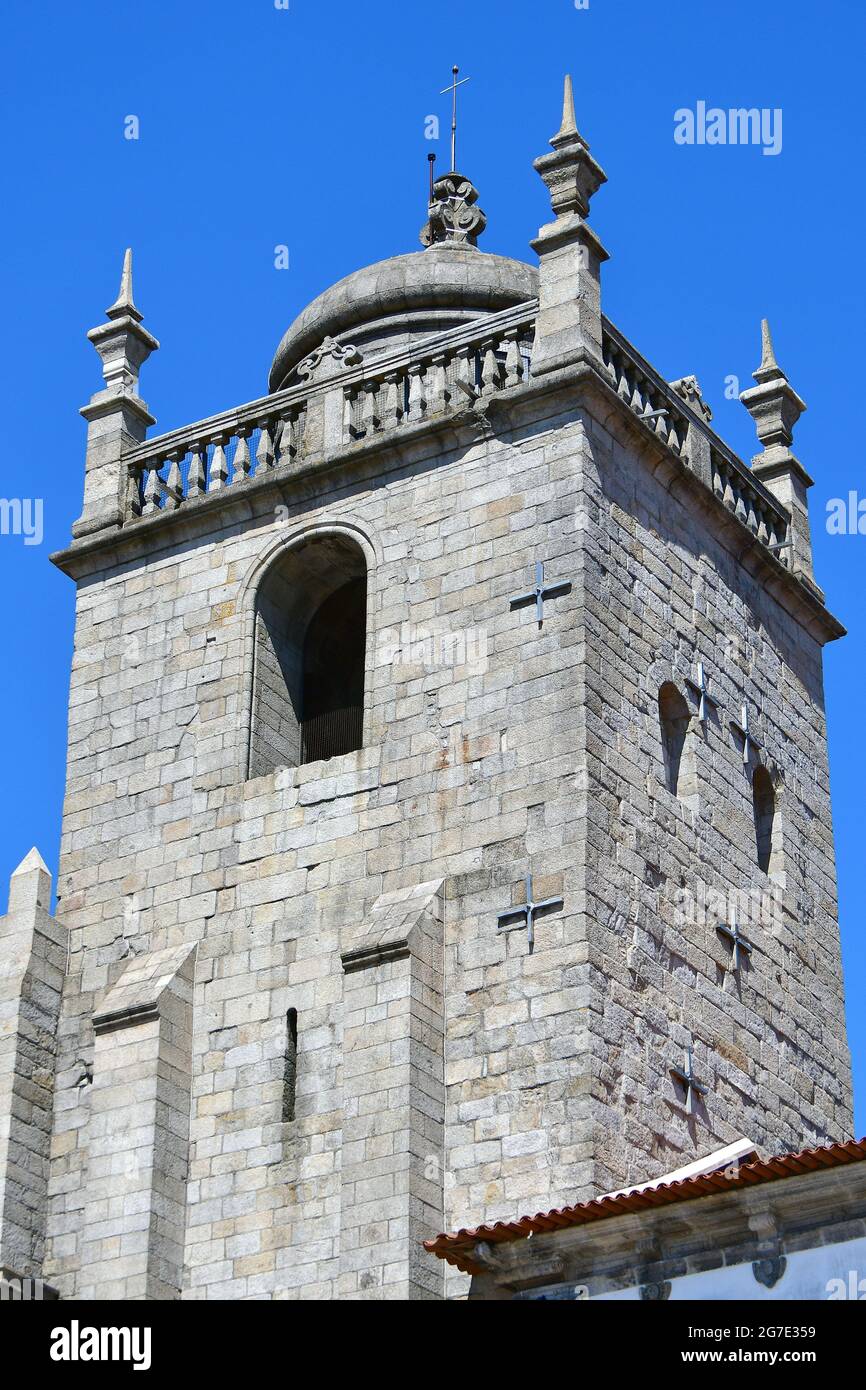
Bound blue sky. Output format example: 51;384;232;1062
1;0;864;1133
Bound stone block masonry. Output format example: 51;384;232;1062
78;943;196;1299
42;378;851;1299
0;851;66;1282
23;76;852;1300
340;879;445;1299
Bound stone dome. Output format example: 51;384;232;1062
268;242;538;392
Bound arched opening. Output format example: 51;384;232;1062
753;765;777;873
249;534;367;776
658;682;692;798
301;578;366;763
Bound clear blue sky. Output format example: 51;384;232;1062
1;0;863;1134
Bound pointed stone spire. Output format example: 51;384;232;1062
740;319;817;590
75;249;159;539
87;246;157;394
530;75;609;375
552;73;580;147
535;74;606;219
741;318;806;453
7;847;52;917
105;247;142;323
757;316;779;375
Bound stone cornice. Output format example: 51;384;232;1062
79;389;156;427
53;350;844;646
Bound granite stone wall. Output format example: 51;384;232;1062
39;374;851;1301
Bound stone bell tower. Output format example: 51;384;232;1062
12;74;849;1302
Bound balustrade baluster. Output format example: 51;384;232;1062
381;374;401;429
127;470;142;519
503;331;523;387
232;429;251;483
360;383;380;435
274;414;291;463
480;342;502;396
209;437;229;490
187;444;206;498
617;357;632;401
142;466;161;516
126;469;141;519
407;364;426;422
256;421;275;473
723;475;735;511
454;347;476;401
427;355;449;413
164;452;183;509
344;389;361;439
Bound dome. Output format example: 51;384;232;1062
268;242;539;392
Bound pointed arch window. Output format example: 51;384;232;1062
658;682;694;799
752;765;778;874
249;534;367;777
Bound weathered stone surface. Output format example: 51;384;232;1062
0;852;66;1280
10;78;851;1303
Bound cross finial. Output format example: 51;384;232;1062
106;247;142;323
440;64;470;172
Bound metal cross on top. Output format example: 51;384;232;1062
717;908;753;972
510;561;571;628
441;65;470;172
498;873;564;954
671;1045;708;1117
731;702;762;766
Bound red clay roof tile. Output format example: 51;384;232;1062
424;1136;866;1275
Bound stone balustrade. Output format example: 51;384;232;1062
603;327;692;460
602;322;791;563
124;399;307;520
121;307;790;569
709;446;788;553
343;317;534;442
122;305;537;522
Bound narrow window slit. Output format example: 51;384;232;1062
283;1008;298;1122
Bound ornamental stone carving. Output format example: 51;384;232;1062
420;173;487;248
295;335;363;383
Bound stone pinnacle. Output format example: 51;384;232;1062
106;247;143;323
